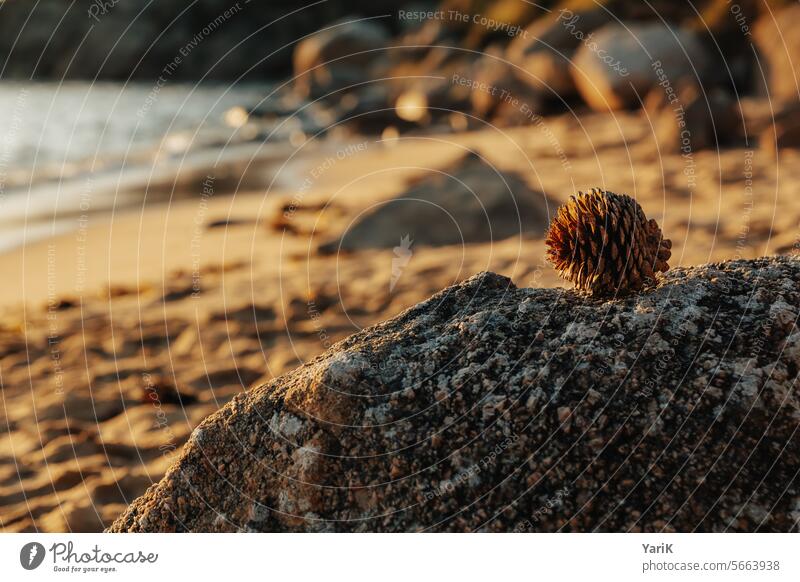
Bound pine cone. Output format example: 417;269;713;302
545;188;671;296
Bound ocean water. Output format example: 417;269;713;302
0;81;280;188
0;81;290;251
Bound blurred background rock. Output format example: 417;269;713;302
0;0;797;150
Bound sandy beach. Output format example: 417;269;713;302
1;110;798;531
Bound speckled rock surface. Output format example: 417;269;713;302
109;257;800;532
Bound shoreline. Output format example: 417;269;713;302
0;138;313;254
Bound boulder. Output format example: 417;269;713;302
571;23;710;111
109;256;800;532
645;80;737;151
469;51;544;125
730;97;800;145
687;0;760;91
293;18;390;99
506;8;612;99
753;5;800;101
317;152;554;253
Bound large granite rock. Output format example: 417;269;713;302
110;256;800;532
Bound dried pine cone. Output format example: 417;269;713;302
545;188;671;295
